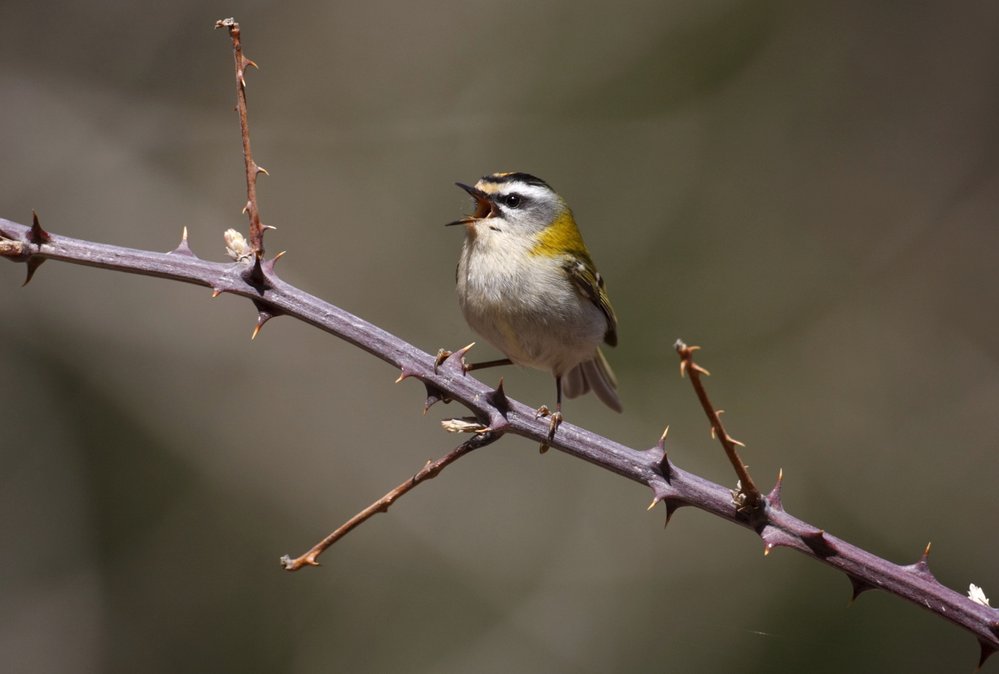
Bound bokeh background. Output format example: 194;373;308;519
2;1;999;672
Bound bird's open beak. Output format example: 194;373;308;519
446;182;495;226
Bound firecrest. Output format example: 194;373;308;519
447;172;621;438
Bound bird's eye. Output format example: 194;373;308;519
502;194;522;208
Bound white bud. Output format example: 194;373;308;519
224;229;253;262
969;583;991;607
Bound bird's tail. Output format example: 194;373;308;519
563;349;622;412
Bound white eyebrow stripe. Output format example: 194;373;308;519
493;183;553;201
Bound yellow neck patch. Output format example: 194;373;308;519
530;209;589;259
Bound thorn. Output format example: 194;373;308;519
260;253;285;278
657;425;670;449
663;498;683;527
679;359;688;378
422;382;448;413
242;204;250;215
243;55;259;70
848;576;875;604
653;426;672;478
646;497;659;512
22;257;45;286
250;302;283;340
395;370;408;384
211;288;223;298
710;426;717;439
767;468;784;510
902;542;936;581
251;313;270;340
263;224;277;231
435;342;476;374
169;226;197;257
690;363;711;376
729;437;746;448
801;528;836;557
244;256;270;292
980;641;997;669
27;210;52;245
255;164;269;176
484;378;510;416
760;526;796;556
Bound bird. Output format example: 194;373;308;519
447;171;621;442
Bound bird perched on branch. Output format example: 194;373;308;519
447;172;621;442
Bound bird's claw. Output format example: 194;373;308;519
535;406;562;453
433;349;451;374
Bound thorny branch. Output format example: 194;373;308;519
215;18;268;260
675;340;762;512
2;17;998;670
3;217;998;667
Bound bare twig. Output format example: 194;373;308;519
280;432;499;570
215;18;268;259
675;339;762;511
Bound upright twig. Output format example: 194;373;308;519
215;18;268;260
675;339;762;511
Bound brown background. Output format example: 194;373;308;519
2;1;998;672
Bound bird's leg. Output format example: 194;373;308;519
536;376;564;453
464;358;513;373
433;348;511;374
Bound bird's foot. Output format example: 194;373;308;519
535;405;563;454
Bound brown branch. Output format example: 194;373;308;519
674;340;762;511
215;17;268;259
280;432;498;570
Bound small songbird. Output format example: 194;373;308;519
447;172;621;439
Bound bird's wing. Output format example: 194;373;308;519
565;257;618;347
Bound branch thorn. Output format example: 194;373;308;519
760;525;796;556
484;377;510;417
28;210;51;245
422;382;448;412
767;468;784;510
657;425;670;449
848;576;876;604
434;342;475;374
22;257;45;286
801;528;836;557
980;641;998;669
169;226;197;258
663;497;683;527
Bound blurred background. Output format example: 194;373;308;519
2;1;998;672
